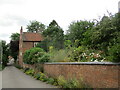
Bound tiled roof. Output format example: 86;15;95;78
22;32;43;41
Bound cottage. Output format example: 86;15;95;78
19;27;43;66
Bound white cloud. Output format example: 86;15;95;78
0;0;24;5
0;0;119;43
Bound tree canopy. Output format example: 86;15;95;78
42;20;64;50
27;20;45;33
10;33;20;41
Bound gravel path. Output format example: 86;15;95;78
2;66;57;88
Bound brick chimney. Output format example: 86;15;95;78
20;26;23;34
19;26;23;66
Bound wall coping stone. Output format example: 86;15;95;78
45;62;120;65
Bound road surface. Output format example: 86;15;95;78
2;66;57;88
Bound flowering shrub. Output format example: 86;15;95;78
69;46;87;62
69;46;106;62
81;52;106;62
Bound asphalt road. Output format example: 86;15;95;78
2;66;57;88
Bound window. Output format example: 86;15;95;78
34;42;38;47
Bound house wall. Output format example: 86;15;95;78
23;42;33;53
44;62;120;88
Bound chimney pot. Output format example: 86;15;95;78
20;26;23;34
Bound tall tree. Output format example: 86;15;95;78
27;20;45;33
67;20;94;45
10;33;20;41
42;20;64;50
10;33;20;60
0;40;9;66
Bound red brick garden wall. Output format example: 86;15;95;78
44;62;120;88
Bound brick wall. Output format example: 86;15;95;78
19;27;23;66
44;62;120;88
23;42;33;53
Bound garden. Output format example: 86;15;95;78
23;13;120;64
17;12;120;88
1;12;119;88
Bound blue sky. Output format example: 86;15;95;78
0;0;120;43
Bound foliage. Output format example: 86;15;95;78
25;68;35;76
108;43;120;62
9;41;19;60
23;49;31;64
0;64;5;71
34;72;41;80
64;40;72;48
57;75;88;88
64;13;120;62
36;41;48;51
67;20;94;44
69;46;106;62
14;63;23;69
66;78;84;88
38;53;50;64
0;40;9;66
49;49;71;62
27;20;45;33
42;20;64;50
23;47;50;64
69;46;87;62
23;68;30;73
46;78;55;85
10;33;20;41
39;72;48;82
23;67;90;88
9;33;19;60
57;75;67;88
34;64;44;73
0;64;2;71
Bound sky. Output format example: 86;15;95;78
0;0;120;43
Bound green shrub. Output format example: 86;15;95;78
14;63;23;69
69;46;87;62
23;47;50;64
35;64;44;73
23;50;31;64
0;64;5;71
46;78;55;85
57;76;90;88
38;53;50;64
23;68;29;73
57;75;67;88
108;44;120;62
39;72;47;82
66;78;88;88
25;68;35;76
29;48;44;64
34;72;41;80
52;78;58;86
66;78;80;88
49;49;71;62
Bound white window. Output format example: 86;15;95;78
20;52;22;56
34;42;38;47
